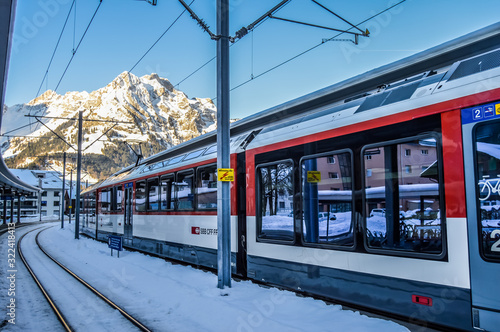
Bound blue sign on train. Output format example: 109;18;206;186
124;182;133;188
462;101;500;124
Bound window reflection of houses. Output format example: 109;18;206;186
364;139;439;212
314;154;352;214
316;155;352;191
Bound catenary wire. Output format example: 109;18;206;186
229;0;407;93
31;1;102;133
129;0;195;73
34;0;76;102
173;0;290;90
54;1;103;92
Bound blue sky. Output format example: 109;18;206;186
5;0;500;119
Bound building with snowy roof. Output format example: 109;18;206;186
0;169;68;219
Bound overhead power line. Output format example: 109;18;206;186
130;0;195;73
35;0;76;100
174;0;291;89
30;1;102;134
178;0;216;39
54;1;103;92
229;0;406;94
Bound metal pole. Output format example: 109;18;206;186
2;192;6;225
61;152;66;228
9;194;13;223
38;177;42;222
69;170;73;224
16;195;20;223
75;110;83;239
216;0;231;289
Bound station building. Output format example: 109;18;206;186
0;170;68;219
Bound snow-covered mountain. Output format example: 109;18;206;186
1;72;217;180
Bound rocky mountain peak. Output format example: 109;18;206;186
1;72;218;180
27;89;59;106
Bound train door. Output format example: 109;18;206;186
124;183;133;243
236;152;247;277
462;103;500;332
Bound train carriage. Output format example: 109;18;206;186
80;23;500;331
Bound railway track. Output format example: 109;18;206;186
17;226;152;332
0;221;39;236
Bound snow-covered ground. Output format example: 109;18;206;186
1;221;410;331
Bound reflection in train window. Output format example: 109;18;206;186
160;174;175;210
475;121;500;261
301;151;354;247
135;181;146;212
197;165;217;210
114;185;123;211
100;188;111;212
184;148;206;161
363;136;443;255
256;160;294;241
148;177;159;211
176;171;194;210
86;191;96;225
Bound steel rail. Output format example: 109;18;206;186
19;226;153;332
18;227;73;332
34;227;153;332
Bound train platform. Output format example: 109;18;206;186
0;221;445;332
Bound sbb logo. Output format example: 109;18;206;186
191;227;200;235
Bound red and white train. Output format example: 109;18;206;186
81;23;500;331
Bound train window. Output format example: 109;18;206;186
147;178;160;211
256;160;294;242
142;161;164;173
168;155;185;165
197;165;217;210
135;181;146;212
176;171;194;210
114;185;123;211
301;151;354;247
100;189;110;212
160;174;175;210
363;135;443;255
185;148;206;161
89;192;96;212
204;145;217;155
475;122;500;261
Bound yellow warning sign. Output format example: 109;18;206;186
307;171;321;183
496;103;500;115
218;168;234;182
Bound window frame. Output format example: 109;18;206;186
135;180;147;212
184;148;206;161
361;133;447;260
299;149;356;250
147;177;160;211
160;173;175;211
100;188;111;213
196;164;218;210
175;169;195;211
473;120;500;263
255;159;296;244
114;185;123;212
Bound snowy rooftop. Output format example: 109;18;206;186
9;169;65;190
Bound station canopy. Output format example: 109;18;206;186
0;0;40;196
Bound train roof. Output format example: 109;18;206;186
97;21;500;189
